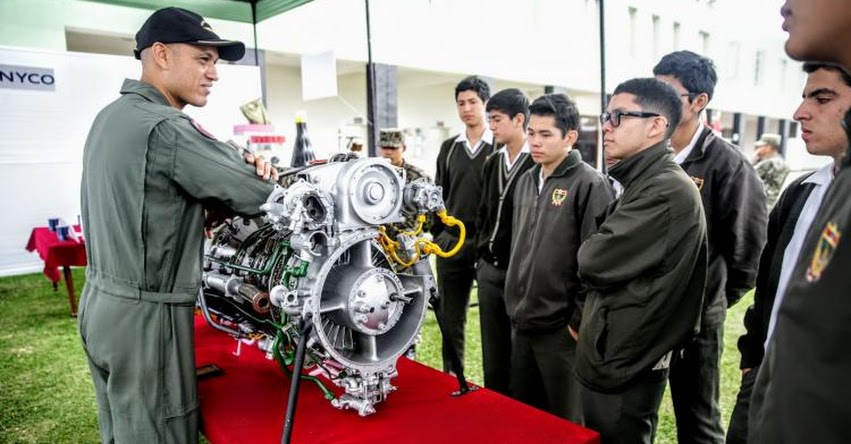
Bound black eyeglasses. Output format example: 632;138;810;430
600;110;662;127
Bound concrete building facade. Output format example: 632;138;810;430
1;0;802;175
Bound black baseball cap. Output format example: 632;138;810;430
134;7;245;62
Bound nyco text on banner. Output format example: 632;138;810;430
0;64;56;91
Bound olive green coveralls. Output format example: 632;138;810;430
78;79;274;443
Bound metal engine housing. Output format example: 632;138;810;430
199;157;447;416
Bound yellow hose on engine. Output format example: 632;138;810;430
378;210;466;269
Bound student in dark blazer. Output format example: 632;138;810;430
727;62;851;444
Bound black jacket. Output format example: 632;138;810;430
431;134;495;268
504;150;613;333
736;173;816;370
575;142;708;393
680;127;768;328
475;149;535;269
748;125;851;443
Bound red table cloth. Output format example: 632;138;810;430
25;226;86;282
194;316;600;444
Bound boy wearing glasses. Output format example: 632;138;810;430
503;93;612;421
652;50;767;444
575;78;708;444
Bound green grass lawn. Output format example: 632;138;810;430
0;269;100;443
0;269;750;443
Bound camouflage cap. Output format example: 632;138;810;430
755;133;782;149
379;128;405;148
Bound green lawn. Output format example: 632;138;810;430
0;269;100;443
0;269;750;443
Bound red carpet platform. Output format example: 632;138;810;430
194;316;599;444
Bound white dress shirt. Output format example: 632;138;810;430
765;161;835;348
501;140;530;171
673;122;705;165
455;127;494;156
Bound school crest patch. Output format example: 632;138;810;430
690;176;704;190
806;221;841;283
551;188;568;206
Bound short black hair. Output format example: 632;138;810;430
613;78;682;139
529;93;580;137
486;88;530;129
455;75;491;102
653;50;718;102
803;62;851;87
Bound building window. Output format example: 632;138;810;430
699;30;710;54
754;50;765;86
652;15;661;59
629;7;638;57
726;42;740;78
673;21;681;50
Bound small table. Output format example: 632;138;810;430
25;226;87;316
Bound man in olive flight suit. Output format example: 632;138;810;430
77;8;276;443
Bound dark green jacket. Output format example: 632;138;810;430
748;118;851;444
80;79;274;301
575;141;708;393
505;150;613;333
679;127;767;329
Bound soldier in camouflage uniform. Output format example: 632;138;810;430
379;128;432;239
753;133;790;210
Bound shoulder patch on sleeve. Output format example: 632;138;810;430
191;119;217;140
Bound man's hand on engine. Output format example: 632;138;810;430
243;151;279;182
